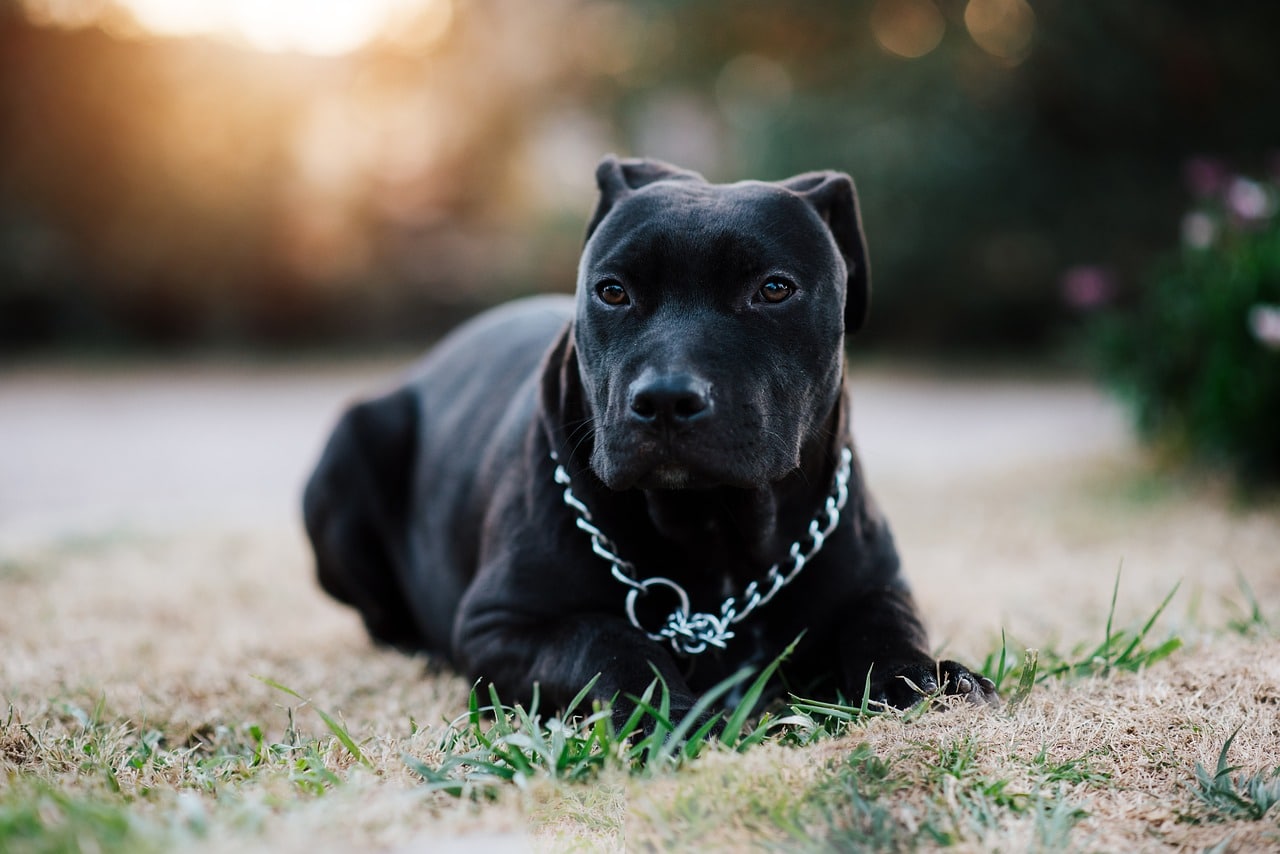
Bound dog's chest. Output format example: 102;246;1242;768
679;623;775;697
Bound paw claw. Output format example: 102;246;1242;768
877;660;1000;710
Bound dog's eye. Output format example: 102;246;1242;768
757;278;794;304
596;281;630;306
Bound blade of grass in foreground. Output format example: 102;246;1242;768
255;676;372;769
720;634;802;748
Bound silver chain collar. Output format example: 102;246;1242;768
550;447;854;657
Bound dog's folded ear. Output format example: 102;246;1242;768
585;155;704;241
537;322;586;457
782;171;871;334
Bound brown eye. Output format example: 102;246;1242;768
758;278;794;304
596;280;630;306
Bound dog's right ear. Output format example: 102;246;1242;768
584;155;703;241
538;322;586;459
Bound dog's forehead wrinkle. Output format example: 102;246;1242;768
597;181;824;261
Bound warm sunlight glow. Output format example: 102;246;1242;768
233;0;394;56
20;0;452;56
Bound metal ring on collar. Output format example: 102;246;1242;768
624;577;691;641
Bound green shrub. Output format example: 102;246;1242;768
1096;168;1280;485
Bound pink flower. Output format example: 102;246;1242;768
1180;211;1216;249
1060;265;1116;310
1248;304;1280;350
1225;177;1274;223
1183;156;1228;200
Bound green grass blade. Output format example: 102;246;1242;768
687;713;726;752
1116;581;1181;665
721;633;801;747
468;684;482;729
858;666;873;720
616;681;658;743
253;675;304;701
994;629;1009;692
402;753;467;796
659;669;758;762
562;673;601;720
1103;564;1122;669
311;706;371;769
1006;649;1038;713
255;676;371;769
486;684;512;737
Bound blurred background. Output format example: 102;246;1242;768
2;0;1279;502
2;0;1278;357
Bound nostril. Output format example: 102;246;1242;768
672;391;708;419
630;391;658;420
628;375;712;425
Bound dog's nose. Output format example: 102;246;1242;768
628;374;712;427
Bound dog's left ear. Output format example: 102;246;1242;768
782;171;871;334
585;154;703;241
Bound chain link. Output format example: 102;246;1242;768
551;447;854;656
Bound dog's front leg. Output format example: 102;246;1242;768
455;608;702;733
838;582;998;708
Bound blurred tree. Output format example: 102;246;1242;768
1;0;1279;354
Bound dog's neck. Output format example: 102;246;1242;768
639;483;780;564
601;395;849;589
637;427;839;569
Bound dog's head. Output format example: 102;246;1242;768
566;155;870;492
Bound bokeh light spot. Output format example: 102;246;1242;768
870;0;946;60
964;0;1035;65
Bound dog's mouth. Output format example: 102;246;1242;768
635;462;705;490
593;440;765;492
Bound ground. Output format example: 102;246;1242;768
1;358;1277;852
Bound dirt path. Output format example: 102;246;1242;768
0;361;1126;543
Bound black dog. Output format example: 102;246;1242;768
303;156;997;725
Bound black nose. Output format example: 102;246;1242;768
628;374;712;427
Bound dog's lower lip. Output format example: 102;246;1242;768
630;460;735;490
648;463;693;488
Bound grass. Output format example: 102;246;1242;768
0;779;156;854
4;486;1279;852
400;639;811;797
978;569;1184;699
1;571;1216;853
356;576;1195;850
1225;571;1273;637
8;568;1272;853
1187;727;1280;824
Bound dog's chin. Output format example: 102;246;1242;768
594;455;764;492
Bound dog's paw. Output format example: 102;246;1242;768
878;659;999;710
